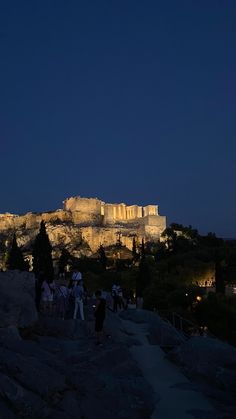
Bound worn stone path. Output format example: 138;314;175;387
120;315;215;419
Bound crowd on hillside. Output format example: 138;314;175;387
35;270;132;344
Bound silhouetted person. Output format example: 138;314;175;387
35;271;44;312
112;283;118;312
94;290;106;345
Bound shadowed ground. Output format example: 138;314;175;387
0;271;235;419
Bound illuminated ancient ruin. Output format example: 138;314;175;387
0;197;166;258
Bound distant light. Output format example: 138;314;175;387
196;295;202;301
185;293;188;297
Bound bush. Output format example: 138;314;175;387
195;293;236;345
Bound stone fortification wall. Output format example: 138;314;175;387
71;211;103;226
63;197;103;215
142;215;166;227
0;211;73;232
81;225;145;252
144;216;167;240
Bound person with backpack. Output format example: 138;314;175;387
72;280;85;320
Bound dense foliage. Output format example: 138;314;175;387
5;233;28;271
65;223;236;345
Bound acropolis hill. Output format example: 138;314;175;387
0;196;166;260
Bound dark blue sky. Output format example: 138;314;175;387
1;1;236;237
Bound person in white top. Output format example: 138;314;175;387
72;280;85;320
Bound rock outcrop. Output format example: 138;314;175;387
0;271;155;418
167;336;236;417
0;271;37;329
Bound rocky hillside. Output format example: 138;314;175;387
0;196;167;269
0;271;154;418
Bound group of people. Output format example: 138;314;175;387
35;269;107;345
111;283;133;312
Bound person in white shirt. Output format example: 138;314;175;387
72;280;85;320
41;279;56;315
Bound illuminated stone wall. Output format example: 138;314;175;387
0;196;167;260
63;197;103;215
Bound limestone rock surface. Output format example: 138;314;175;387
0;271;37;328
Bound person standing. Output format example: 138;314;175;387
54;281;69;319
72;280;85;320
72;268;82;282
111;283;118;312
35;271;44;312
41;278;55;315
117;285;124;310
94;290;106;345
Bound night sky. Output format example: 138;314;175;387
1;1;236;237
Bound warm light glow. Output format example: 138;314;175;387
196;295;202;301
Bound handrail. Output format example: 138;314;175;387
157;310;207;338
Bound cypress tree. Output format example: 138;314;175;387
132;237;138;262
5;233;27;271
136;257;150;298
32;221;54;280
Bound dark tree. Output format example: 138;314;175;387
5;233;27;271
136;257;150;298
161;227;177;252
132;237;138;261
140;238;146;259
215;251;226;294
154;241;167;262
98;244;107;270
32;221;54;281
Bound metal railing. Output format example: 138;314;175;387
158;310;204;339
